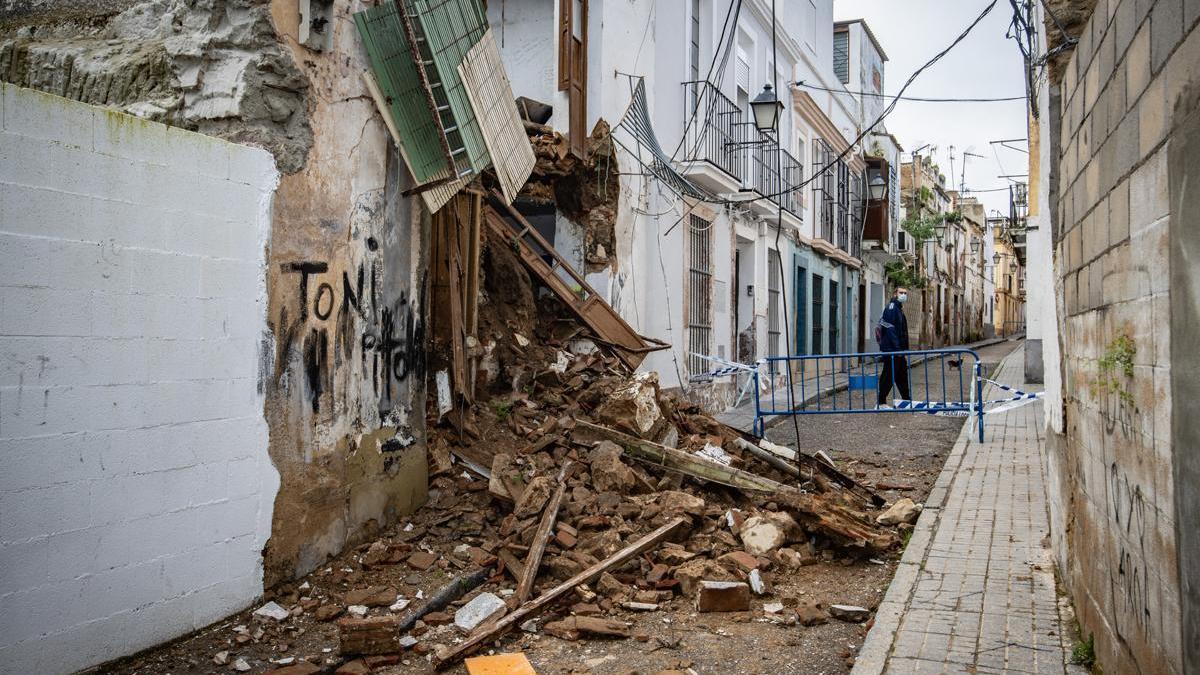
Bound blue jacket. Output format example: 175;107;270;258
878;299;909;352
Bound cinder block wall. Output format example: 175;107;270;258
1051;1;1199;673
0;84;280;674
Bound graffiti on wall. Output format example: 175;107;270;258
272;242;425;415
1106;462;1152;634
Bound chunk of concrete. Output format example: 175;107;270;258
739;512;801;556
454;592;507;633
829;604;871;622
876;498;922;525
588;441;637;493
253;601;290;621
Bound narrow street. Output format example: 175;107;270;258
766;340;1022;500
3;0;1196;672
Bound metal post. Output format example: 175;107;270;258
975;360;985;442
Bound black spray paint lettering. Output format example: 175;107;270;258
1107;463;1151;632
276;259;424;413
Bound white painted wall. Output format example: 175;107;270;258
0;84;279;674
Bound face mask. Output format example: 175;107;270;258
897;293;908;303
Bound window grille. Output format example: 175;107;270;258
687;215;714;375
767;250;781;356
794;266;807;354
811;273;824;356
813;139;835;241
829;279;839;353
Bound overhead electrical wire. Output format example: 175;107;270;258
793;81;1026;103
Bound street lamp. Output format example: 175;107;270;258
750;84;783;133
993;252;1002;265
933;219;948;242
868;172;887;201
971;240;981;255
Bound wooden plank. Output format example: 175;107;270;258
497;548;526;582
433;517;687;669
514;461;573;605
483;194;666;368
573;420;783;493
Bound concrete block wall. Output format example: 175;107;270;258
1050;1;1199;673
0;83;280;674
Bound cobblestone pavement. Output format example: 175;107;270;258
853;346;1084;675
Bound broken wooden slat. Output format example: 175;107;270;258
433;517;687;669
573;421;783;493
515;461;573;605
338;616;402;655
482;192;668;368
774;490;898;554
450;445;494;479
497;548;526;582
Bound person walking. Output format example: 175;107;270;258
876;286;912;409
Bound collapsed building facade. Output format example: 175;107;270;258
0;0;914;672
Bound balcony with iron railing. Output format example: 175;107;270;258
678;80;804;226
679;81;746;194
738;124;806;224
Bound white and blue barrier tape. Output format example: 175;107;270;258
894;382;1045;416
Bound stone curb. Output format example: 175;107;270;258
849;346;1023;674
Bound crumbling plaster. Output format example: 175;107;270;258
0;0;313;172
1;0;431;587
258;0;429;585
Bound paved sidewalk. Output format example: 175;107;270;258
852;346;1082;675
716;336;1013;433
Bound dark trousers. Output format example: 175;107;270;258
877;354;911;404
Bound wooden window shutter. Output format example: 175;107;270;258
567;0;588;158
558;0;572;91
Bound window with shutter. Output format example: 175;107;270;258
558;0;571;91
558;0;588;157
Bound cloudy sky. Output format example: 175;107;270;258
833;0;1030;215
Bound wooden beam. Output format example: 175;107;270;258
573;421;783;493
433;517;687;669
514;460;573;605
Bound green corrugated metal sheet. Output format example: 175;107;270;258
354;0;491;187
354;3;453;186
408;0;490;176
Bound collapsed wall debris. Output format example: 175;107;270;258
409;190;903;666
521;118;620;272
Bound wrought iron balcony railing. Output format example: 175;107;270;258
681;81;745;182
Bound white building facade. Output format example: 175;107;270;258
489;0;888;407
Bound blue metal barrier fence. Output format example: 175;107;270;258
752;348;985;442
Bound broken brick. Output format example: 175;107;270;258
695;580;750;613
406;552;438;570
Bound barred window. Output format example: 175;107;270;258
829;278;839;354
811;273;824;356
767;250;781;356
687;214;713;375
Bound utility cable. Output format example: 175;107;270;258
718;0;1000;206
793;81;1026;103
764;0;805;461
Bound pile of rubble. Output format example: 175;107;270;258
361;310;905;668
198;131;916;674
